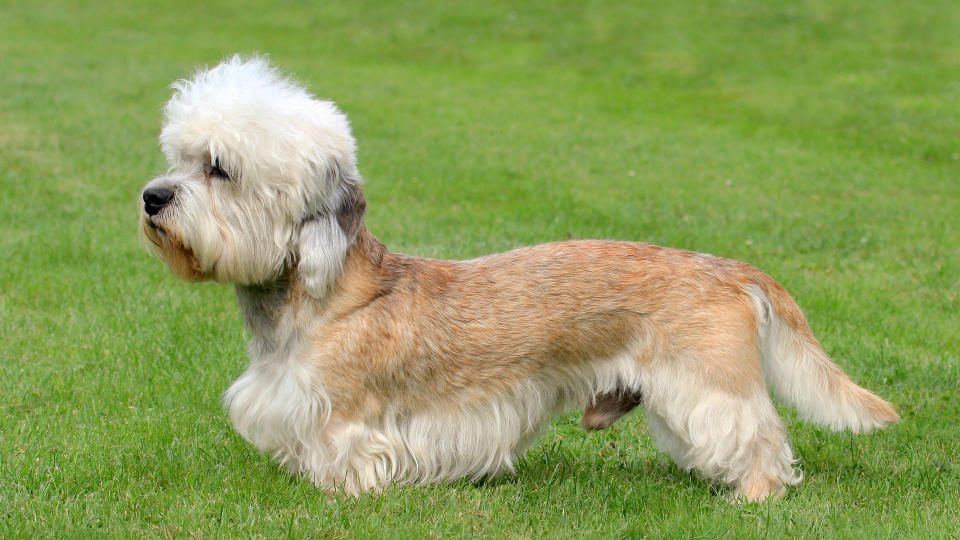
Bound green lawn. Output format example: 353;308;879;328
1;0;958;537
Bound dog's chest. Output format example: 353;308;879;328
224;343;329;457
226;285;330;457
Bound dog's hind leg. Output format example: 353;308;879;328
582;388;643;431
645;389;800;502
640;316;801;501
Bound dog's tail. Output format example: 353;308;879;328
744;274;899;433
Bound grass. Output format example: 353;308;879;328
1;0;958;536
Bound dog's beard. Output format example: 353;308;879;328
141;217;206;281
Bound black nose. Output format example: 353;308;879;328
143;187;174;216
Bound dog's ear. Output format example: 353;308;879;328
334;182;366;244
298;174;366;298
298;214;349;297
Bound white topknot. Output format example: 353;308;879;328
159;55;357;203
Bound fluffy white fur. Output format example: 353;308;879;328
151;56;358;289
223;332;803;497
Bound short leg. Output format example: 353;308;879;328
645;387;800;502
640;314;802;503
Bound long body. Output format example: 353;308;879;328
141;57;898;501
225;228;897;499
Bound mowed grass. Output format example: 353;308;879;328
1;0;958;536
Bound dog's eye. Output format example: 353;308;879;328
209;158;231;181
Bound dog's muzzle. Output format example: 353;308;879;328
143;187;174;216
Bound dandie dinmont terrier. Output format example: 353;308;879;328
139;56;899;501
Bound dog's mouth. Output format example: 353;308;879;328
146;217;163;235
143;217;172;249
142;217;206;281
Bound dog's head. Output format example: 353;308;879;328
139;56;364;296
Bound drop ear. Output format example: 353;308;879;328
334;182;366;242
298;214;349;297
297;182;366;298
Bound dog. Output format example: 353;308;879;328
139;56;899;501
